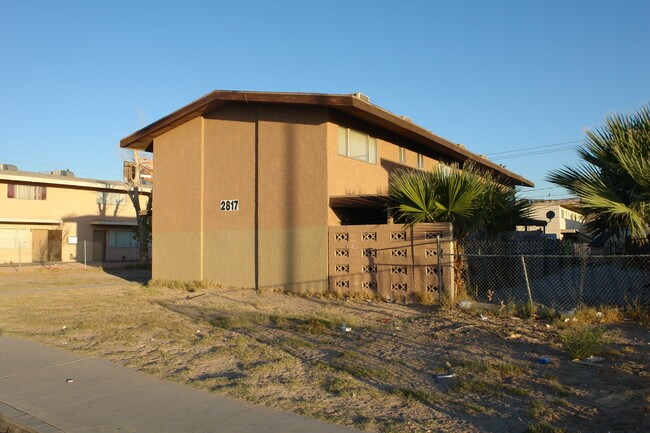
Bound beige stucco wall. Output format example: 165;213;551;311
202;104;256;286
256;105;329;291
0;180;145;264
152;117;204;280
152;103;329;291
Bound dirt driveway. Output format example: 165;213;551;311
0;265;648;432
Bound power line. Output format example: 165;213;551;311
517;185;566;192
491;145;579;161
486;140;583;156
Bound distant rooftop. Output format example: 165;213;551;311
0;165;152;193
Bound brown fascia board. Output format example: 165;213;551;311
120;90;534;187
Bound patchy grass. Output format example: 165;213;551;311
0;267;648;433
573;306;623;324
524;423;566;433
625;299;650;326
459;401;486;414
389;387;442;406
495;301;538;319
447;355;525;376
331;350;392;381
147;279;222;292
528;400;550;419
559;325;610;359
544;376;574;397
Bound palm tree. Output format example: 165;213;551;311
388;164;529;239
547;105;650;244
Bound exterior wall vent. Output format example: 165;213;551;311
0;164;18;171
352;92;370;102
51;169;75;177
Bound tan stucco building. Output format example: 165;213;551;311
121;90;532;290
0;166;151;265
517;199;590;242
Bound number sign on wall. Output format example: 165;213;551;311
220;200;239;211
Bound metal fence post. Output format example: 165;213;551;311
18;242;22;271
437;234;443;303
521;255;533;307
84;240;87;269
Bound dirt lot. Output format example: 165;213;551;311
0;265;648;432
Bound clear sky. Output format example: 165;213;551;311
1;0;648;199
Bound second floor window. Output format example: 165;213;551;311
338;126;377;164
417;153;424;169
7;184;47;200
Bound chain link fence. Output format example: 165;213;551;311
452;239;650;310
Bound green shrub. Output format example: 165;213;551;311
559;325;610;359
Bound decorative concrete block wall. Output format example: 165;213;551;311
328;223;454;300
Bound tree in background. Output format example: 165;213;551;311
124;150;153;266
547;105;650;245
388;164;529;239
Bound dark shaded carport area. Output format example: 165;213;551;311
329;194;390;225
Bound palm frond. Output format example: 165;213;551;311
547;104;650;241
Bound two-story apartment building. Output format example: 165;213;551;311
120;90;533;291
0;166;151;265
517;199;590;242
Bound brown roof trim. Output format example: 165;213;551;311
120;90;533;187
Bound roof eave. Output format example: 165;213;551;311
120;90;534;187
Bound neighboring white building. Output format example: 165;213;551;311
517;199;591;242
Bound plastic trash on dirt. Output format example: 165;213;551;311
458;301;472;309
434;373;457;380
572;356;605;366
340;325;352;332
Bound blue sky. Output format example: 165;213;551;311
1;0;648;199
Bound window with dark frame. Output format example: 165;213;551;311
338;126;377;164
6;184;47;200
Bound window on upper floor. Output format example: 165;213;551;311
417;153;424;169
97;192;126;206
399;147;406;163
7;184;47;200
338;126;377;164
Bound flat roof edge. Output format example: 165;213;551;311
0;171;152;192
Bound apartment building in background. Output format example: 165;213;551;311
0;165;151;265
517;199;590;242
121;90;533;290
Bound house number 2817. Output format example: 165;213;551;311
220;200;239;211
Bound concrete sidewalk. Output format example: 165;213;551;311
0;336;359;433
